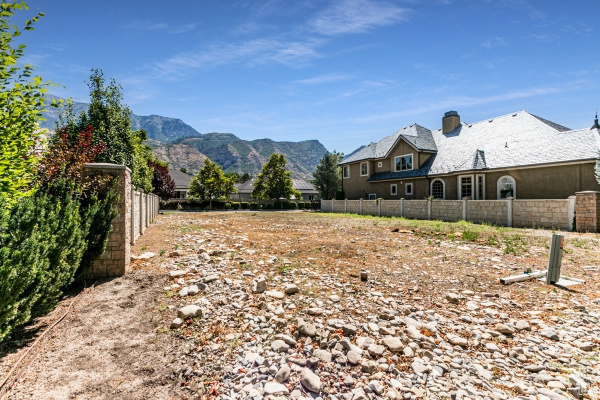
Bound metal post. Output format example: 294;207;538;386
547;234;564;284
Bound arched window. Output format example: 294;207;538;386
497;176;516;199
431;179;445;199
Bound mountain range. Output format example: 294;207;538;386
40;97;328;179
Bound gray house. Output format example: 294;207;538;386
231;178;319;201
168;169;192;199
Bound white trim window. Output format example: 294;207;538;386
378;162;383;168
368;193;377;200
431;179;444;199
497;175;516;199
458;175;473;199
390;184;398;196
394;154;413;172
360;162;368;176
476;174;485;200
342;165;350;179
405;183;413;196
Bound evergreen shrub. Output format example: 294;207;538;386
241;202;249;209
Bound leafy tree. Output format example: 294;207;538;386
0;1;53;202
312;151;344;199
252;154;301;200
60;69;153;192
179;167;188;174
150;160;175;200
189;158;236;209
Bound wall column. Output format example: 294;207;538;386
507;197;514;227
567;195;576;232
575;191;600;232
359;198;363;215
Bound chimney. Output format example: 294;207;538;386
442;111;460;134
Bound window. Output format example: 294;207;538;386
497;176;516;199
360;162;368;176
431;179;444;199
459;175;473;199
378;162;383;168
394;154;413;172
368;193;377;200
343;165;350;179
405;183;413;195
476;174;485;200
390;184;397;196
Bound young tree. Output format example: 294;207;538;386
188;158;236;209
252;154;300;200
312;151;344;199
150;159;175;200
0;1;52;202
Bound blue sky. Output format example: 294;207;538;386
15;0;600;154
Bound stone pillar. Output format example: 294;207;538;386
378;199;381;217
575;191;600;232
130;185;136;245
462;198;468;221
360;198;363;215
84;163;131;278
400;198;404;217
567;195;576;232
344;199;347;214
427;199;432;220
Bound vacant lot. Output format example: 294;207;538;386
2;211;599;399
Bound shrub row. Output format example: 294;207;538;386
160;199;319;211
0;180;117;342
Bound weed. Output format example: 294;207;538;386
158;304;167;312
164;290;174;298
160;249;166;256
141;245;147;251
174;244;179;250
462;229;479;242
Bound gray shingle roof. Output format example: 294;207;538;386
168;169;192;190
344;110;600;177
235;178;317;194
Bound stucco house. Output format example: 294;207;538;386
340;110;600;200
168;169;192;199
231;177;319;201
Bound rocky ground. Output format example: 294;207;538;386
2;211;599;400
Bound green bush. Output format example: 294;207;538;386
0;180;117;342
224;202;232;209
266;204;273;209
231;202;240;210
259;204;264;209
297;202;304;209
290;202;298;209
250;203;257;209
241;202;250;209
274;201;282;209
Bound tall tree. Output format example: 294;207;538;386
312;151;344;199
252;154;300;200
150;159;175;200
0;1;52;202
188;158;236;209
59;69;153;192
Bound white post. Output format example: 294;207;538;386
360;198;363;215
427;198;432;220
344;199;347;214
331;199;334;213
130;186;135;245
139;190;143;235
400;198;404;218
462;198;467;221
507;197;514;227
567;195;576;231
378;199;381;217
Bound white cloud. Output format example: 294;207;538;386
481;37;507;49
125;20;197;34
308;0;408;36
294;73;352;84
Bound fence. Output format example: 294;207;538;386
321;196;582;231
84;163;160;278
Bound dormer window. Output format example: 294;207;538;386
395;154;413;172
360;162;368;176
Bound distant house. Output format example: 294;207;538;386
168;169;192;199
340;110;600;200
231;178;319;201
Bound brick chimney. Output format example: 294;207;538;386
442;111;460;134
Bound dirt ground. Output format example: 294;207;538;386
1;210;599;399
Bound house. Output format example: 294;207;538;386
168;169;192;199
231;177;319;201
340;111;600;200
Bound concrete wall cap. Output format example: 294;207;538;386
84;163;132;173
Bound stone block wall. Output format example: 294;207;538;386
431;200;462;222
346;200;360;214
467;200;508;225
513;199;569;230
404;200;428;219
84;163;160;278
575;191;600;232
362;200;378;215
381;200;401;217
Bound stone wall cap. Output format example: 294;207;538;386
575;191;600;194
84;163;132;173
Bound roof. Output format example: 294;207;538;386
344;110;600;180
341;124;437;164
236;177;317;194
168;169;192;190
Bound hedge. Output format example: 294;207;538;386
0;180;117;342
